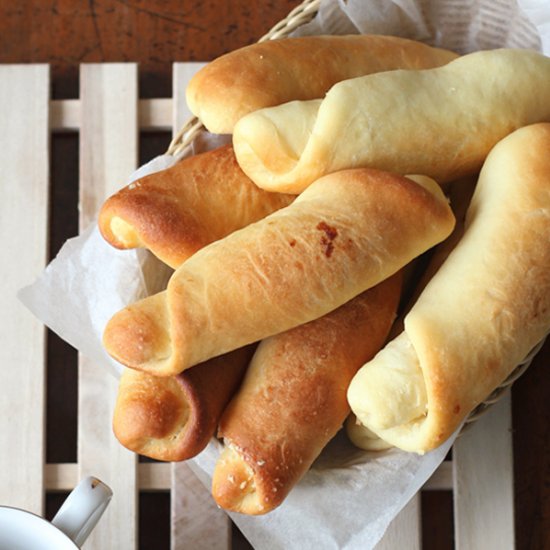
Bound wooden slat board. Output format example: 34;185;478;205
44;462;171;492
172;62;207;132
376;495;421;549
78;63;139;550
172;462;232;550
49;98;172;133
454;393;515;549
0;64;49;514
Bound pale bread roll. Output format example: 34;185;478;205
213;274;402;515
348;123;550;453
233;49;550;193
346;177;477;452
387;176;478;340
113;345;254;461
103;168;455;376
186;35;458;134
98;145;293;269
345;414;392;452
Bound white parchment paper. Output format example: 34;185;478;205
18;0;550;548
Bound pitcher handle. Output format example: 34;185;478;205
51;476;113;547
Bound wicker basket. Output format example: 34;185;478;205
165;0;544;433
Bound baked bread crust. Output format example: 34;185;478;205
98;145;293;269
213;274;402;514
233;49;550;193
348;123;550;453
186;35;457;134
113;345;254;461
103;168;455;376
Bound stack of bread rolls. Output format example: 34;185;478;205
98;34;550;515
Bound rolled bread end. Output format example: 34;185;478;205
345;414;393;452
233;99;323;193
103;292;174;376
212;444;267;515
347;332;428;434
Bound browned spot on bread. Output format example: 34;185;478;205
316;221;338;258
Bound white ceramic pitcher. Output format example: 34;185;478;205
0;476;112;549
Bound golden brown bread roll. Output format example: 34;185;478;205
348;123;550;453
98;145;294;269
113;345;255;461
212;273;402;515
186;35;458;134
233;49;550;193
103;168;455;376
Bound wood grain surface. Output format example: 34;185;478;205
1;2;547;549
0;0;298;98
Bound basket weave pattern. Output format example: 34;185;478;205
166;0;542;431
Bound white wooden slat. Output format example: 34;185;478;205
171;61;232;550
172;62;207;132
376;494;421;550
44;458;453;493
68;97;172;133
0;65;49;514
139;98;172;131
424;460;452;491
50;98;172;132
45;463;171;492
45;463;79;491
137;463;171;492
172;463;232;550
453;392;515;550
50;99;79;131
78;63;139;550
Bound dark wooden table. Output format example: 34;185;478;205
1;2;547;549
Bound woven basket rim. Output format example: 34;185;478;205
164;0;544;432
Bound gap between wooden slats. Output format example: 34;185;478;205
78;63;139;550
0;64;49;515
169;61;232;550
453;392;515;549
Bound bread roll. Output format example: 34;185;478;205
348;123;550;453
390;176;478;339
103;168;455;376
113;345;254;461
212;273;402;515
345;414;392;452
233;49;550;193
186;35;458;134
346;177;478;452
98;145;294;269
